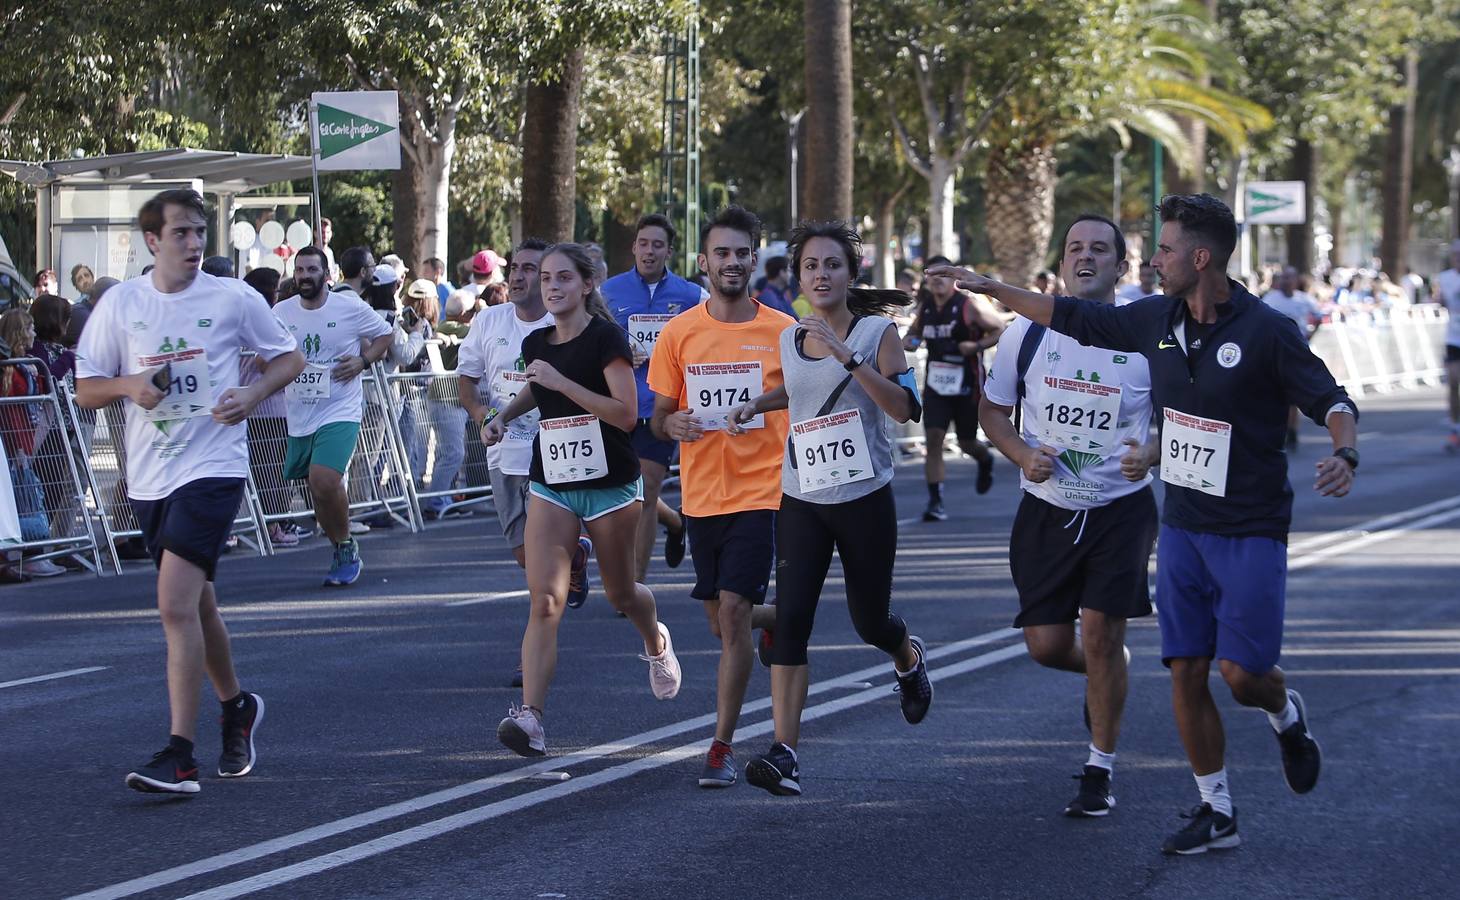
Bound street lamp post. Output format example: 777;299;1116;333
787;109;805;227
1112;149;1126;224
1445;146;1460;242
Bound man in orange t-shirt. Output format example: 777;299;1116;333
649;206;793;789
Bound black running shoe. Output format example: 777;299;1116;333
566;536;592;609
746;742;801;796
219;692;264;777
758;597;776;669
1063;765;1115;817
894;635;933;724
664;510;686;569
976;455;994;494
922;500;947;522
1275;689;1321;794
699;740;737;788
1161;803;1240;855
126;746;200;794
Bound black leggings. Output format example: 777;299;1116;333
772;483;908;666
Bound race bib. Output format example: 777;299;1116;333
1037;376;1122;453
684;361;763;431
791;409;874;494
138;347;211;422
628;314;675;358
491;370;539;441
926;360;965;396
538;415;606;484
1160;408;1231;497
287;364;332;403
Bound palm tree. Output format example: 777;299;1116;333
802;0;853;221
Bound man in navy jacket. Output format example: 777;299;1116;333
601;214;701;582
930;194;1358;856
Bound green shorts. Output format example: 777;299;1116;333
529;478;644;522
283;421;361;481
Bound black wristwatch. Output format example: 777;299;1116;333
1333;447;1359;471
843;352;864;372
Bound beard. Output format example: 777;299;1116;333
710;270;749;298
297;277;323;300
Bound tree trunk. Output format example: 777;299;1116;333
417;113;456;266
521;48;585;242
873;182;909;287
985;142;1059;289
1285;137;1316;273
1379;52;1418;278
392;162;423;269
802;0;853;221
926;155;957;260
1329;198;1346;269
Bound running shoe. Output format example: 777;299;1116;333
323;539;363;587
893;635;933;724
1063;765;1115;817
699;740;737;788
664;511;686;569
1161;803;1240;855
976;455;994;494
218;692;264;777
566;536;593;609
1447;431;1460;455
758;624;775;669
22;559;67;578
643;622;682;700
269;523;300;547
1275;689;1321;794
497;704;546;757
284;521;315;540
126;745;200;794
746;742;801;796
348;519;371;535
922;500;947;522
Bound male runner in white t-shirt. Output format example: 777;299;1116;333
981;213;1159;818
75;189;305;794
1434;240;1460;453
272;246;393;586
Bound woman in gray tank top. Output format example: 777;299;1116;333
728;221;935;797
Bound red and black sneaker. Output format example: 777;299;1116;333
219;692;265;777
126;746;200;794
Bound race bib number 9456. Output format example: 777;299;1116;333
628;314;674;358
1160;408;1232;497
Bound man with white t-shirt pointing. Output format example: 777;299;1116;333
272;246;393;586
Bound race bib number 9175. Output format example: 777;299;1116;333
538;414;606;484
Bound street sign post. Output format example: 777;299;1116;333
1244;181;1306;225
307;91;401;244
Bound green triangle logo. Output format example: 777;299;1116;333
1249;189;1293;218
317;104;395;159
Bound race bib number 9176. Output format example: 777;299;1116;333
791;409;873;494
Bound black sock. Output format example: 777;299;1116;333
168;734;195;756
221;691;247;711
927;481;943;503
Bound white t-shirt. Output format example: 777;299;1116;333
455;303;553;475
75;271;297;501
1115;284;1156;305
983;314;1154;511
1260;290;1320;337
272;292;392;437
1436;269;1460;347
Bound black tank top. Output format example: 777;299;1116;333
918;292;981;397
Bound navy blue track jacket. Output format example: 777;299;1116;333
1049;280;1356;541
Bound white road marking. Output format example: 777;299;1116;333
445;589;531;607
1289;506;1460;571
1286;493;1460;554
0;666;108;690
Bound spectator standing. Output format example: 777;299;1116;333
1;308;66;578
755;256;797;317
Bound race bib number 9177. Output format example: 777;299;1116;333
1160;408;1231;497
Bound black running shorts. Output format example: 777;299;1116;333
687;509;776;604
923;390;980;445
130;477;246;582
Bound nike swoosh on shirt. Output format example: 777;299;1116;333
1158;339;1177;349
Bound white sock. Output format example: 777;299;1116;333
1194;769;1233;818
1267;695;1299;733
1086;743;1116;773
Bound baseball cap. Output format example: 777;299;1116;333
405;277;436;301
381;253;409;277
371;264;400;286
471;249;505;276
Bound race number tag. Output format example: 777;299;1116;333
628;314;675;358
684;361;763;431
1036;376;1122;452
926;360;965;396
287;364;332;402
791;409;873;494
1160;408;1232;497
491;370;540;442
137;347;211;422
538;415;606;484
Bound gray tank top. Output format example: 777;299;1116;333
780;315;897;504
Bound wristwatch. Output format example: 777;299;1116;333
1333;447;1359;471
843;352;864;372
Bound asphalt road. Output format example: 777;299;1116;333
3;386;1458;900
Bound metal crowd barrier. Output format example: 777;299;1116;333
1311;305;1449;395
380;364;494;517
0;359;104;575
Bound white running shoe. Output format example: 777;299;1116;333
269;524;300;547
348;520;371;535
642;622;682;700
24;559;67;578
497;704;546;757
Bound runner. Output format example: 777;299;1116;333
457;239;593;688
980;214;1158;818
1433;240;1460;453
648;206;791;788
732;222;932;797
905;255;1004;520
929;193;1357;854
1260;266;1322;451
74;189;305;793
484;243;682;756
271;246;393;586
601;214;697;582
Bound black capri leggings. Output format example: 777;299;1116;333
771;483;908;667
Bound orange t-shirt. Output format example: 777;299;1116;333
648;301;794;517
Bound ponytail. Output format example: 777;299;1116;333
847;287;913;319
